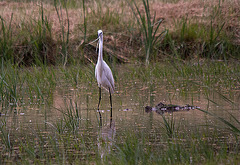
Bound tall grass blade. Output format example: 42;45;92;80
54;0;70;67
82;0;87;43
161;114;175;138
197;108;240;135
127;0;166;65
0;13;13;63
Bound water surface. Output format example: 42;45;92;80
1;71;240;161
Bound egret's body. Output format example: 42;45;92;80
95;30;114;124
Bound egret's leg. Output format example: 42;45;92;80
97;87;102;125
109;88;112;125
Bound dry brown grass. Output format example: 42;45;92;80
0;0;239;40
151;0;239;43
0;0;239;64
0;1;81;39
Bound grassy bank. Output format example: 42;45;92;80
0;0;239;66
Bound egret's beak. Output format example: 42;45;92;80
87;31;102;45
88;37;99;45
86;36;100;53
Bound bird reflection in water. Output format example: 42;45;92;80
97;120;116;159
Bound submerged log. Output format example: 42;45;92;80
145;102;200;115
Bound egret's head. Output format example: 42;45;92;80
98;30;103;40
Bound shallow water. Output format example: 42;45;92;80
1;74;240;161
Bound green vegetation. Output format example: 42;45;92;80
0;0;239;164
128;0;167;64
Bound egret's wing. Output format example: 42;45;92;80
95;63;101;87
103;61;115;91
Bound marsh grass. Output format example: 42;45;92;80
0;13;14;63
161;19;239;60
0;64;21;106
158;0;240;60
0;0;239;65
125;60;240;94
0;62;97;107
161;114;177;138
61;98;81;133
113;132;152;164
54;0;70;67
0;58;238;108
128;0;167;65
0;64;57;107
0;119;12;154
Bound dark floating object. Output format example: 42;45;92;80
145;102;200;115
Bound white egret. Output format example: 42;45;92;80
95;30;114;124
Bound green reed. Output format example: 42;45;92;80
112;132;152;165
128;0;166;65
0;64;21;107
160;3;240;60
161;114;177;138
0;13;14;64
0;14;13;62
54;0;70;67
62;98;81;133
0;118;12;155
197;108;240;136
100;124;239;164
0;64;57;107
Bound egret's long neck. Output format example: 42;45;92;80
98;38;103;62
